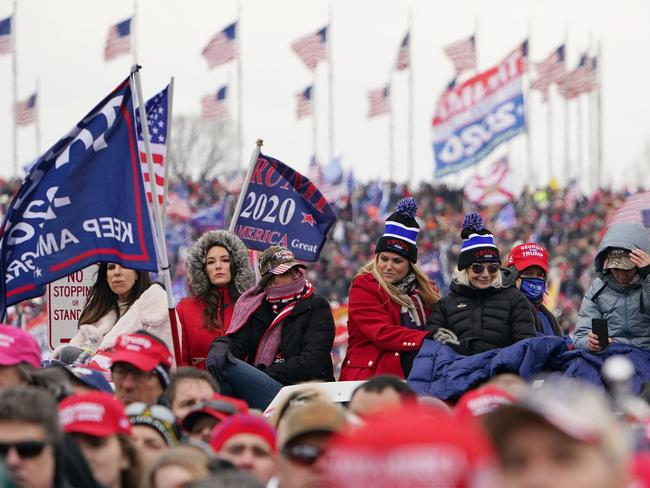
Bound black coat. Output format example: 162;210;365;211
226;294;335;385
426;282;537;355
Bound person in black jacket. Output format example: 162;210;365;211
426;213;536;355
207;246;335;410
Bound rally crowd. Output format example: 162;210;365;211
1;173;650;487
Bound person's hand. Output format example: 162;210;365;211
586;331;612;352
630;249;650;274
206;340;232;376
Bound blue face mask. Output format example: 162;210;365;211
520;277;546;303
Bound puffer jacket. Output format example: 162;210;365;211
425;281;537;355
573;221;650;351
178;230;256;366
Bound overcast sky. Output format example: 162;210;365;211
1;0;649;190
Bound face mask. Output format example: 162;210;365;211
520;277;546;303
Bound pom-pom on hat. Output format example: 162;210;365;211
375;197;420;263
457;212;500;271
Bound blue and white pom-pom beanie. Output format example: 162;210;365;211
375;197;420;263
457;212;500;270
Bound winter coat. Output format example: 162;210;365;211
573;223;650;351
177;289;234;369
425;281;537;355
56;284;176;358
339;273;432;381
217;294;335;385
179;230;255;367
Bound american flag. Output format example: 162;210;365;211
15;93;37;126
367;85;390;118
558;54;597;99
296;85;313;119
166;192;192;220
0;16;11;55
135;85;169;206
104;18;131;61
201;86;228;120
306;156;348;205
607;192;650;226
443;35;476;75
563;179;582;209
394;32;410;71
531;45;566;102
291;26;328;71
201;22;237;69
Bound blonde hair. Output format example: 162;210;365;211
452;268;503;288
148;445;211;488
357;256;439;309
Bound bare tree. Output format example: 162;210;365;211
167;116;238;180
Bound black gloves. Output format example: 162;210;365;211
206;339;233;377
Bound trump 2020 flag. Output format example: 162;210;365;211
0;77;158;318
233;154;337;261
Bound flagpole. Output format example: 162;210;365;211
312;76;318;161
130;65;181;365
407;7;414;189
162;77;174;232
12;0;17;176
596;39;603;188
35;79;41;156
547;87;553;181
388;81;394;183
525;20;534;183
563;27;570;185
577;92;584;190
237;2;243;168
228;139;263;233
327;5;334;164
132;0;138;64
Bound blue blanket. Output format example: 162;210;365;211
407;337;650;400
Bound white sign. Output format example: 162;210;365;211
47;265;98;350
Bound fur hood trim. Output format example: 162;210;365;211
186;230;255;297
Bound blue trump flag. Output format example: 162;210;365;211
234;153;337;261
0;77;158;318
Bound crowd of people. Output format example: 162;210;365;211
1;172;650;486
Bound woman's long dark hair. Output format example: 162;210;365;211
200;246;241;332
78;263;152;326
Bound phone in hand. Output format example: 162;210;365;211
592;318;609;350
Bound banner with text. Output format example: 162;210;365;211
0;78;159;318
433;43;527;177
233;153;337;261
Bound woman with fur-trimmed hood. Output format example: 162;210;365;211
177;230;255;369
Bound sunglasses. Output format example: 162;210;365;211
0;441;49;459
200;400;239;416
282;444;324;466
124;402;176;424
470;263;500;274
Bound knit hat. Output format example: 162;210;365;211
325;404;500;488
59;392;132;437
125;402;178;447
209;413;277;453
375;197;420;263
457;212;500;271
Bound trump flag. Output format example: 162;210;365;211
0;78;159;318
233;154;337;261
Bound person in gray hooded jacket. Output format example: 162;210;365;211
176;230;255;369
573;223;650;352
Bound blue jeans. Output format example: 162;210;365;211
217;358;284;410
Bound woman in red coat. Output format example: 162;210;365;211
176;230;255;369
340;198;440;381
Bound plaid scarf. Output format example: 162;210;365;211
254;280;314;366
394;273;427;329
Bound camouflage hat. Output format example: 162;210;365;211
604;248;635;270
258;246;305;277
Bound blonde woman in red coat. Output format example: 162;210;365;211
176;230;255;369
340;198;440;381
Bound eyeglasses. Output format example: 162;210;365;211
282;444;324;466
124;402;176;424
470;263;500;275
0;441;49;459
111;364;155;383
